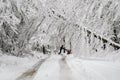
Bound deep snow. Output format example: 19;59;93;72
0;53;120;80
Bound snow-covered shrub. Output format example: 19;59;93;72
0;0;45;56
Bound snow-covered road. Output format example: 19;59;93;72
66;55;120;80
1;54;120;80
16;57;48;80
32;54;120;80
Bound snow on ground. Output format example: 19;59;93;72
34;54;120;80
0;53;47;80
33;54;61;80
0;53;120;80
66;55;120;80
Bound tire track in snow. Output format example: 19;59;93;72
33;55;61;80
16;56;49;80
59;56;73;80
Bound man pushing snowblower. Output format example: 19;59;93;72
58;44;72;55
58;37;72;55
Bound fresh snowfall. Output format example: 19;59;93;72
0;0;120;80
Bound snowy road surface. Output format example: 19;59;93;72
1;54;120;80
33;54;120;80
16;57;48;80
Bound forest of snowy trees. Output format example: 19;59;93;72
0;0;120;57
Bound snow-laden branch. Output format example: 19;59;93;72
82;26;120;49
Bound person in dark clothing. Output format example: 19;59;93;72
43;45;46;54
58;45;66;54
58;45;72;55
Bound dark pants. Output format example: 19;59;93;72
58;46;65;54
43;46;46;54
